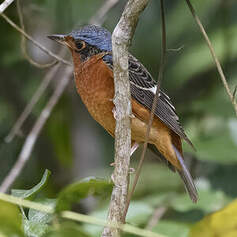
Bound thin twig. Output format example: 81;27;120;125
0;192;164;237
89;0;119;25
0;65;73;193
102;0;149;236
184;0;237;117
124;0;167;219
146;206;167;231
166;45;184;52
0;0;15;13
233;86;237;103
16;0;57;68
0;13;71;66
4;63;61;143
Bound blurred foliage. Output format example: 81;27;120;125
11;169;51;200
190;199;237;237
55;176;112;212
0;200;24;237
0;0;237;236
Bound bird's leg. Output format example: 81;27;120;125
110;142;139;168
128;142;140;174
130;142;139;156
112;107;118;120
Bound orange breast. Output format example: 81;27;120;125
73;55;116;135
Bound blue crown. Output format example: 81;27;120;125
70;25;112;52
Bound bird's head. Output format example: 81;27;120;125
48;25;112;61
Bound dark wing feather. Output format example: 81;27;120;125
128;55;156;88
103;54;193;147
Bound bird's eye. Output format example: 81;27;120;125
75;41;85;50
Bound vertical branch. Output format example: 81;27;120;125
124;0;167;219
102;0;149;236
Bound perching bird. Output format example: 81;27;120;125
48;25;198;202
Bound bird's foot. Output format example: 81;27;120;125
129;167;135;174
112;107;118;120
110;162;115;167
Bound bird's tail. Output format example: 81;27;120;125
172;144;198;203
148;144;198;203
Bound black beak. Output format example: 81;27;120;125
47;34;66;43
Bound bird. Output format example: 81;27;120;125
48;24;198;202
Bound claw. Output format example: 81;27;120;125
110;162;115;167
129;167;135;174
112;107;118;119
131;142;139;156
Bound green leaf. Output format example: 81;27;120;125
10;170;52;236
44;222;91;237
11;169;51;200
23;219;49;237
152;220;189;237
23;198;56;237
28;198;56;223
55;176;112;212
0;200;24;237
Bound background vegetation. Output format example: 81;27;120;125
0;0;237;236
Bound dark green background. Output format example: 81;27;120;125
0;0;237;236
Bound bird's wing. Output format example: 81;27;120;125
103;54;193;147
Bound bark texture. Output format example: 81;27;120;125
102;0;149;236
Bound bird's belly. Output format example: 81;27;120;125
86;97;115;135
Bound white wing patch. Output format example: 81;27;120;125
130;82;160;96
149;86;158;94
